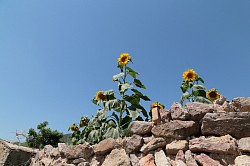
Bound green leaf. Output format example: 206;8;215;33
193;90;206;98
196;96;213;104
124;94;140;105
180;82;189;93
104;127;120;139
131;89;150;101
104;90;116;100
133;79;146;89
120;115;132;129
180;91;191;105
104;99;121;111
119;83;132;93
126;66;139;79
112;72;124;82
192;84;206;91
127;105;141;118
196;76;205;84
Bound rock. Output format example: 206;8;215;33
0;139;37;166
50;147;60;158
209;153;237;166
152;107;161;124
175;150;187;166
170;102;190;120
154;148;171;166
195;153;222;166
93;138;118;155
214;96;227;105
140;137;166;154
238;137;250;152
102;149;130;166
129;121;153;135
90;155;104;166
73;158;86;164
58;143;67;152
130;154;140;166
201;112;250;139
78;162;90;166
44;145;53;157
125;135;143;154
143;136;154;144
166;140;188;155
139;153;155;166
231;97;250;112
185;102;214;121
185;150;198;166
61;142;93;159
159;109;171;123
152;120;200;140
189;135;238;155
234;155;250;166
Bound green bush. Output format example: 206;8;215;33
26;121;63;149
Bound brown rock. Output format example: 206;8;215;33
61;142;93;159
189;135;238;155
139;154;155;166
125;135;143;154
90;155;104;166
130;154;140;166
129;121;153;135
152;120;200;140
234;155;250;166
201;112;250;139
231;97;250;112
102;149;130;166
154;148;171;166
185;150;198;166
195;153;222;166
209;153;237;166
185;102;214;121
140;137;166;154
170;102;190;120
166;140;188;155
159;109;171;123
93;138;118;155
238;137;250;152
175;150;187;166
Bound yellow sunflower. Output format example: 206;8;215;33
69;124;79;132
182;69;197;81
80;120;88;127
150;102;164;110
118;53;130;66
95;91;106;101
206;88;220;101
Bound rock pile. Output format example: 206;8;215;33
27;97;250;166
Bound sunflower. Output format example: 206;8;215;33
118;53;130;66
69;124;79;132
182;69;197;81
150;102;164;110
95;91;106;101
207;88;220;101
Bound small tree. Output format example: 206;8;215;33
26;121;63;149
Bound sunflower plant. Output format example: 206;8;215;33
180;69;220;105
69;53;150;145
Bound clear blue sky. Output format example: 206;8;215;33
1;0;249;142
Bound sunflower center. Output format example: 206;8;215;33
121;56;127;62
187;73;194;78
209;91;217;98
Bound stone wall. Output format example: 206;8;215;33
0;139;37;166
27;97;250;166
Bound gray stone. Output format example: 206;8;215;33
189;135;238;155
140;137;166;154
152;120;200;140
234;155;250;166
0;139;37;166
129;121;153;135
166;140;188;155
154;148;171;166
201;112;250;139
130;154;140;166
102;149;130;166
125;135;143;154
93;138;118;155
238;137;250;152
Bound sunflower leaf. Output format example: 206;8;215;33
193;90;207;98
196;76;205;84
126;67;139;79
192;84;206;91
131;89;150;101
180;82;189;93
119;83;132;93
196;96;213;104
180;91;191;105
112;73;124;82
133;79;146;89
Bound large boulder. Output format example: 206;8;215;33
231;97;250;112
93;138;118;155
0;139;37;166
102;149;130;166
128;121;153;135
152;120;200;139
201;112;250;139
140;137;166;154
189;135;238;155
